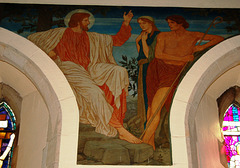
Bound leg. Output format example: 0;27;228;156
101;84;142;144
142;87;170;150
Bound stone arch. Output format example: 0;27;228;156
0;27;79;168
170;35;240;167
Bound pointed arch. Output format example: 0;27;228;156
170;35;240;167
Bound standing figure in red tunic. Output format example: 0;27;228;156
142;15;224;149
28;9;142;144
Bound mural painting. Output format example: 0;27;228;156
0;3;240;166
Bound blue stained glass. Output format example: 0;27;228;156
232;106;239;121
0;103;16;131
0;102;16;168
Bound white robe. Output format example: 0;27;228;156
28;28;129;137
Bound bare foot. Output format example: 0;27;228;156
142;136;155;150
117;126;143;144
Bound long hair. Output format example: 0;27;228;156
68;13;90;28
137;17;160;37
165;15;189;29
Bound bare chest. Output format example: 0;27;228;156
166;35;197;47
164;34;198;54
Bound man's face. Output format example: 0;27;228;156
167;19;182;31
80;17;90;31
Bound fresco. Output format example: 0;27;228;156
0;3;240;166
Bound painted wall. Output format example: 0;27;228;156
0;27;79;168
0;0;240;168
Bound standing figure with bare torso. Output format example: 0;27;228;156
142;15;224;149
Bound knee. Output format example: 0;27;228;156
113;66;128;76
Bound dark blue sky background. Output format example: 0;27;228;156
0;4;239;63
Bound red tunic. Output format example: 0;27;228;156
146;58;184;111
54;24;131;128
54;28;90;70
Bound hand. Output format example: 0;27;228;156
193;45;206;53
183;54;194;62
123;10;133;26
138;59;148;65
136;31;145;42
141;32;148;41
48;50;57;60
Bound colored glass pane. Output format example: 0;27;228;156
0;133;6;139
0;102;16;168
223;104;240;167
0;115;6;120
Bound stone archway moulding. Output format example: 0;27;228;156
170;35;240;167
0;27;79;168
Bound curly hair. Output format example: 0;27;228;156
165;15;189;29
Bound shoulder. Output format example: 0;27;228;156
28;27;66;40
44;27;67;34
43;27;67;36
157;32;169;39
87;31;98;36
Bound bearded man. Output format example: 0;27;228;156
28;9;142;144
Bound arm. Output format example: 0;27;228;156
193;32;224;53
136;33;142;53
112;10;133;46
155;33;194;63
123;10;133;26
141;32;149;58
137;32;151;66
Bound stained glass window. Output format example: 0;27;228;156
0;102;16;168
222;103;240;167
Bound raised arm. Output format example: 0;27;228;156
123;10;134;26
112;10;133;46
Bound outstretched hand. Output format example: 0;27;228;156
123;10;133;26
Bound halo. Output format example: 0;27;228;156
64;9;95;29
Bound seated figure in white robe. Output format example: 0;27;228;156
28;9;142;144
